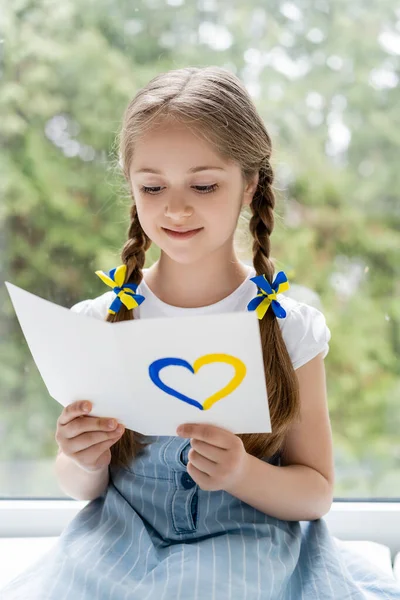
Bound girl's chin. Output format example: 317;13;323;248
158;246;207;265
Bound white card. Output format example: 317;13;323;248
4;281;271;436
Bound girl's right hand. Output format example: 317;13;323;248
55;400;125;473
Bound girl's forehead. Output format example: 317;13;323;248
130;131;234;174
135;122;214;150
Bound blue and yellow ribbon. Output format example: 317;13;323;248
247;271;290;319
95;264;145;315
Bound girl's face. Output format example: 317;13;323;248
129;121;258;265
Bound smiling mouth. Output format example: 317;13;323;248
162;227;203;239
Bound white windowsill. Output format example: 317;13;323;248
0;500;399;555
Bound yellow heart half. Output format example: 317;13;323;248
193;353;247;410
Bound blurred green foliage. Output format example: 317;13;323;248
0;0;399;497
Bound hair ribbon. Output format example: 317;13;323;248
95;264;145;315
247;271;290;319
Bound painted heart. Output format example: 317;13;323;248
148;353;247;411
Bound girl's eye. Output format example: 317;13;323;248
140;184;219;195
195;184;219;193
140;186;163;194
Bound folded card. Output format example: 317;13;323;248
4;281;272;436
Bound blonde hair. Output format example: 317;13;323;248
107;66;300;469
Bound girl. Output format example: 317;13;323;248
2;66;399;599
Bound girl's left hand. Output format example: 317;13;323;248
176;423;249;492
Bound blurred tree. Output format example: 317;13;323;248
0;0;399;497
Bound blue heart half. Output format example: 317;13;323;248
149;357;203;410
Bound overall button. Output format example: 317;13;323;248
181;472;196;489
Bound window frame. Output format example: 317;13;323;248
0;500;399;556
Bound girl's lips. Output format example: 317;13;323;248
162;227;203;239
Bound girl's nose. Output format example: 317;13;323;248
164;197;193;219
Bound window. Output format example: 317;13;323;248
1;0;399;502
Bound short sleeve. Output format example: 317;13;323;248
280;302;331;370
69;292;113;321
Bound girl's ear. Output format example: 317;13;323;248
242;172;259;207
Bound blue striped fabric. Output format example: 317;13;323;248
1;435;400;599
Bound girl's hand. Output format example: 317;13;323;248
55;400;125;473
176;423;249;492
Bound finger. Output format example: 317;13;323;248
188;448;218;476
187;461;212;485
178;424;233;449
68;426;124;454
58;401;92;426
63;415;121;440
73;438;117;470
190;439;226;463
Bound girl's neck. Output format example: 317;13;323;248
144;251;252;309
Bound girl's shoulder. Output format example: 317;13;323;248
240;266;331;369
275;294;331;369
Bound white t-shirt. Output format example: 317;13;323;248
70;264;331;371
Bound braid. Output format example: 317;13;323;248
122;204;152;285
107;203;153;468
105;204;151;324
249;160;275;282
236;160;300;459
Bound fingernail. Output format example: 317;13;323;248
107;420;116;429
82;403;90;412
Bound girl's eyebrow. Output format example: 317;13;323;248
134;166;225;174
